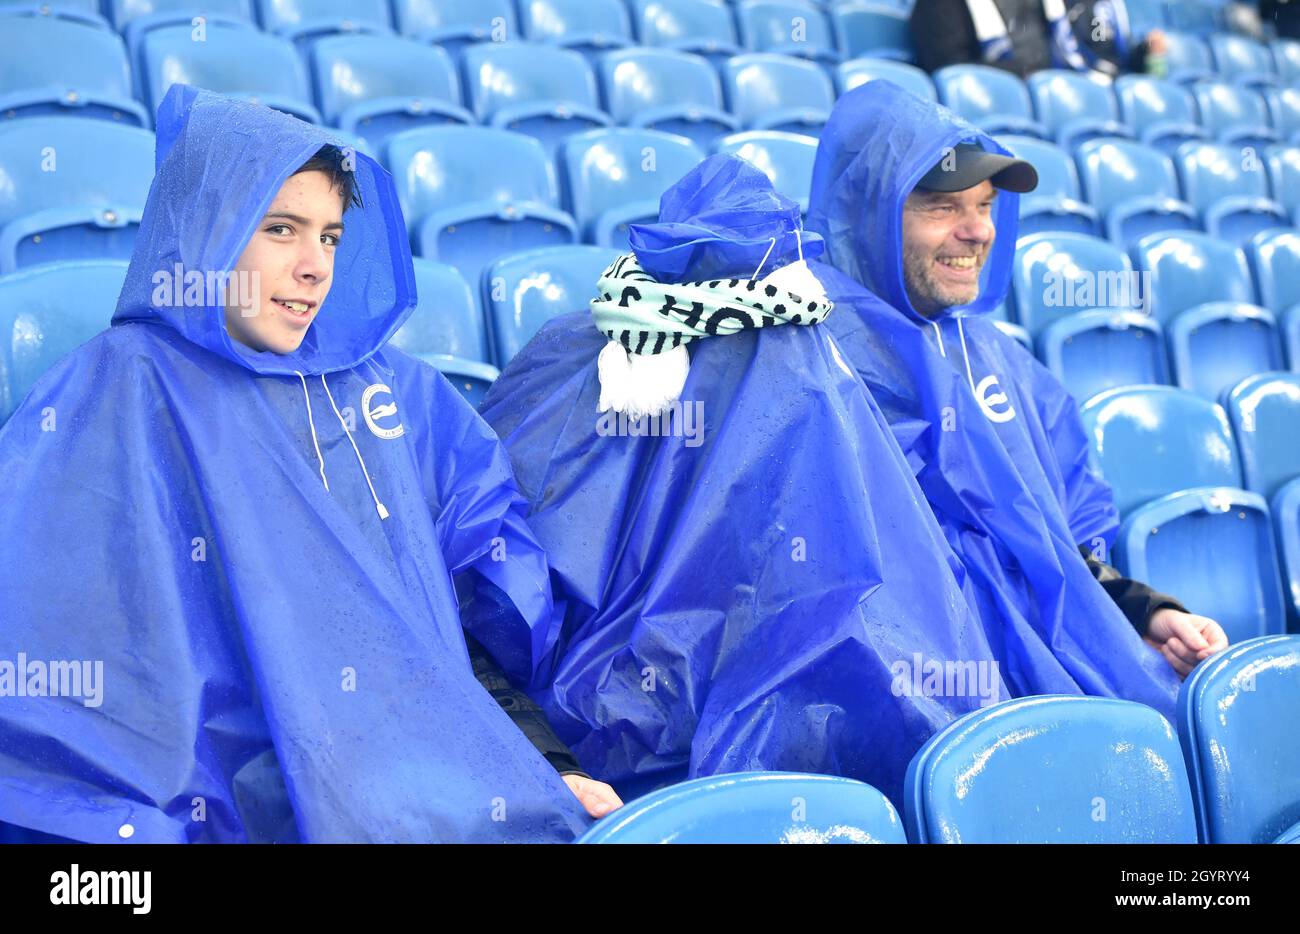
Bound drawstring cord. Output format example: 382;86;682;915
956;316;978;396
320;373;390;521
929;319;947;358
296;370;329;493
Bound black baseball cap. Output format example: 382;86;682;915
915;142;1038;193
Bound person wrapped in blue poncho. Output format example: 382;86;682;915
481;154;1034;806
0;86;601;842
806;81;1228;712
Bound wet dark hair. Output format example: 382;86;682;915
292;144;362;211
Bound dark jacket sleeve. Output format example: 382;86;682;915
911;0;986;73
465;632;588;777
1078;545;1188;636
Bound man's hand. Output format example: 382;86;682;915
562;774;623;819
1147;29;1168;56
1144;608;1229;679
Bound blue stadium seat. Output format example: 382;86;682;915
736;1;839;65
1245;228;1300;368
428;355;500;407
996;136;1098;236
1166;301;1283;401
1124;0;1167;34
110;0;252;31
835;57;934;100
1208;33;1278;86
483;245;618;365
391;0;517;55
1114;74;1206;154
0;16;149;126
1192;81;1278;148
0;117;152;272
1040;310;1169;405
559;127;705;246
1026;70;1128;151
1163;30;1215;84
932;64;1048;138
578;772;906;844
1178;635;1300;842
0;260;127;424
141;21;320;124
1225;373;1300;500
1172;141;1284;246
519;0;633;60
1131;231;1257;325
385;126;577;288
0;0;108;30
255;0;391;46
1263;86;1300;143
1165;0;1224;34
1263;144;1300;214
1074;139;1197;246
1082;386;1285;642
1275;479;1300;625
599;48;739;152
1273;38;1300;83
992;319;1032;350
830;3;912;62
388;258;489;363
904;696;1197;844
310;35;471;145
713;130;818;214
1011;232;1140;335
630;0;741;66
462;42;612;156
720;53;835;134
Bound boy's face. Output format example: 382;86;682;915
224;170;344;354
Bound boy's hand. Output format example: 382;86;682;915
562;774;623;819
1144;608;1229;679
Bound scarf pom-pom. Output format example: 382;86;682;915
597;341;689;420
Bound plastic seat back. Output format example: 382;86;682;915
835;58;934;100
1226;373;1300;499
1131;231;1256;323
721;53;835;133
713;130;817;211
388;259;487;363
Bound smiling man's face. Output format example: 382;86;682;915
224;169;345;354
901;180;997;318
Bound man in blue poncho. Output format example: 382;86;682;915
479;153;1190;808
0;86;619;843
807;82;1228;695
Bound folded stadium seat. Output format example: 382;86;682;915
1162;30;1216;85
1172;140;1287;247
1192;81;1279;150
630;0;742;67
461;42;612;157
720;53;835;134
835;57;934;100
1225;372;1300;500
483;244;619;366
598;48;739;152
578;772;906;844
996;136;1098;236
1263;86;1300;145
1276;481;1300;625
309;35;471;147
1011;232;1169;401
1273;38;1300;83
1114;74;1208;155
426;356;500;407
932;64;1048;139
0;259;128;424
904;696;1198;843
736;1;840;67
1245;227;1300;369
1074;138;1198;246
0;117;152;272
115;0;255;101
519;0;633;62
559;127;706;246
829;2;912;63
387;258;490;364
1207;32;1280;89
1133;231;1283;400
1080;385;1286;642
390;0;517;55
254;0;391;48
1026;70;1130;151
1177;635;1300;842
0;16;149;126
1264;144;1300;215
713;130;818;214
0;0;109;30
385;125;578;289
140;21;321;124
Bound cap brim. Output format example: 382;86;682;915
917;151;1039;194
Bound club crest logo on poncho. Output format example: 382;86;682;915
362;384;404;439
975;375;1015;423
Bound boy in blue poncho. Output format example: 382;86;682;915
479;153;1185;808
807;82;1228;698
0;86;619;843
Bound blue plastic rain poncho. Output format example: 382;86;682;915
481;156;1022;807
0;86;588;843
807;82;1180;718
